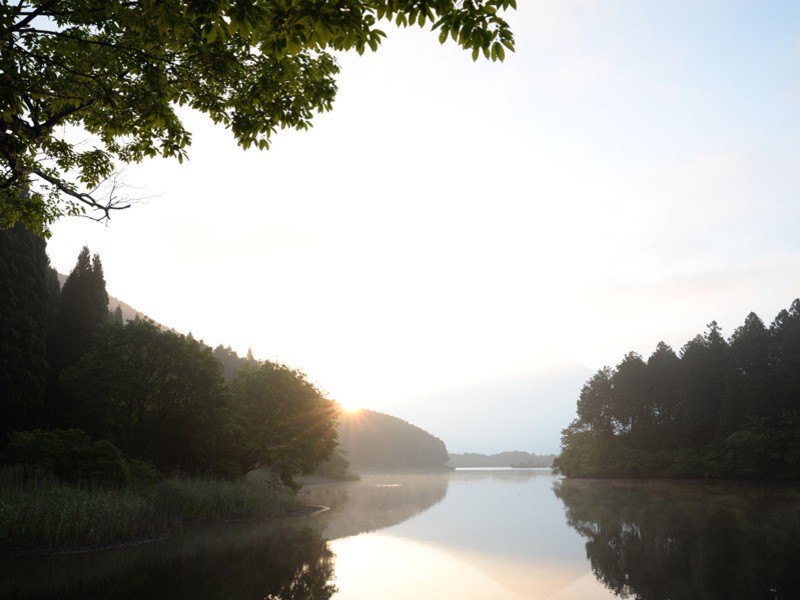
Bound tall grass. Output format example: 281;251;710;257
0;474;296;553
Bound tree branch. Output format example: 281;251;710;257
5;0;60;35
32;168;132;219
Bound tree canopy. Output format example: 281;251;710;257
0;235;342;485
1;0;516;235
554;300;800;479
61;318;231;474
229;361;339;486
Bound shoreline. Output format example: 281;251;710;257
4;500;331;558
0;476;327;557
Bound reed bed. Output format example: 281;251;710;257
0;475;296;553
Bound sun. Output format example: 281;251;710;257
338;401;361;414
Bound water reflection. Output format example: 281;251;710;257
554;479;800;600
16;472;796;599
309;472;449;540
329;470;616;599
1;520;335;600
1;474;446;600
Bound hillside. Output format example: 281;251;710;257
337;410;449;470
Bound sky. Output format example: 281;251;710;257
45;1;800;449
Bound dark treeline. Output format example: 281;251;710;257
0;224;338;488
554;300;800;478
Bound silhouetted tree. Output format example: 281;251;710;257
679;322;728;447
769;300;800;414
726;312;772;432
611;352;651;445
45;246;109;425
229;362;339;487
556;301;800;479
110;304;124;325
646;342;681;446
0;222;56;440
575;367;615;438
61;319;230;474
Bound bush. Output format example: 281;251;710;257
5;429;129;485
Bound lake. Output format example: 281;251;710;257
4;469;800;599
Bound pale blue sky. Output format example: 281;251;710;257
47;2;800;444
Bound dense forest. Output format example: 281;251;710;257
0;223;338;488
337;410;449;470
447;452;555;468
554;301;800;478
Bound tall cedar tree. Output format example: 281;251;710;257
45;246;108;426
0;222;58;441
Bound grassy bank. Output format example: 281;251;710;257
0;475;298;554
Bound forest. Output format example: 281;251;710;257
0;222;339;490
554;301;800;478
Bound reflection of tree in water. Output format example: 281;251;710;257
317;473;449;540
2;523;335;600
554;479;800;600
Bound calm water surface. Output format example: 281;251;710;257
4;469;800;599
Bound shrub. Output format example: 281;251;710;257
5;429;129;485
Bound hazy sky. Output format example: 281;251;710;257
46;1;800;419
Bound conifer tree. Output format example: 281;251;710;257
50;247;109;367
0;222;56;441
770;301;800;414
111;304;124;326
45;246;109;425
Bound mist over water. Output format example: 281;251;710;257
4;471;800;599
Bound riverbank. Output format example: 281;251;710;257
0;476;299;555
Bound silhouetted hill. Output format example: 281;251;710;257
337;410;448;470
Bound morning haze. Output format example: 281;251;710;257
3;1;800;598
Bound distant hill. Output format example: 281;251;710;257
337;410;448;470
447;452;555;468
